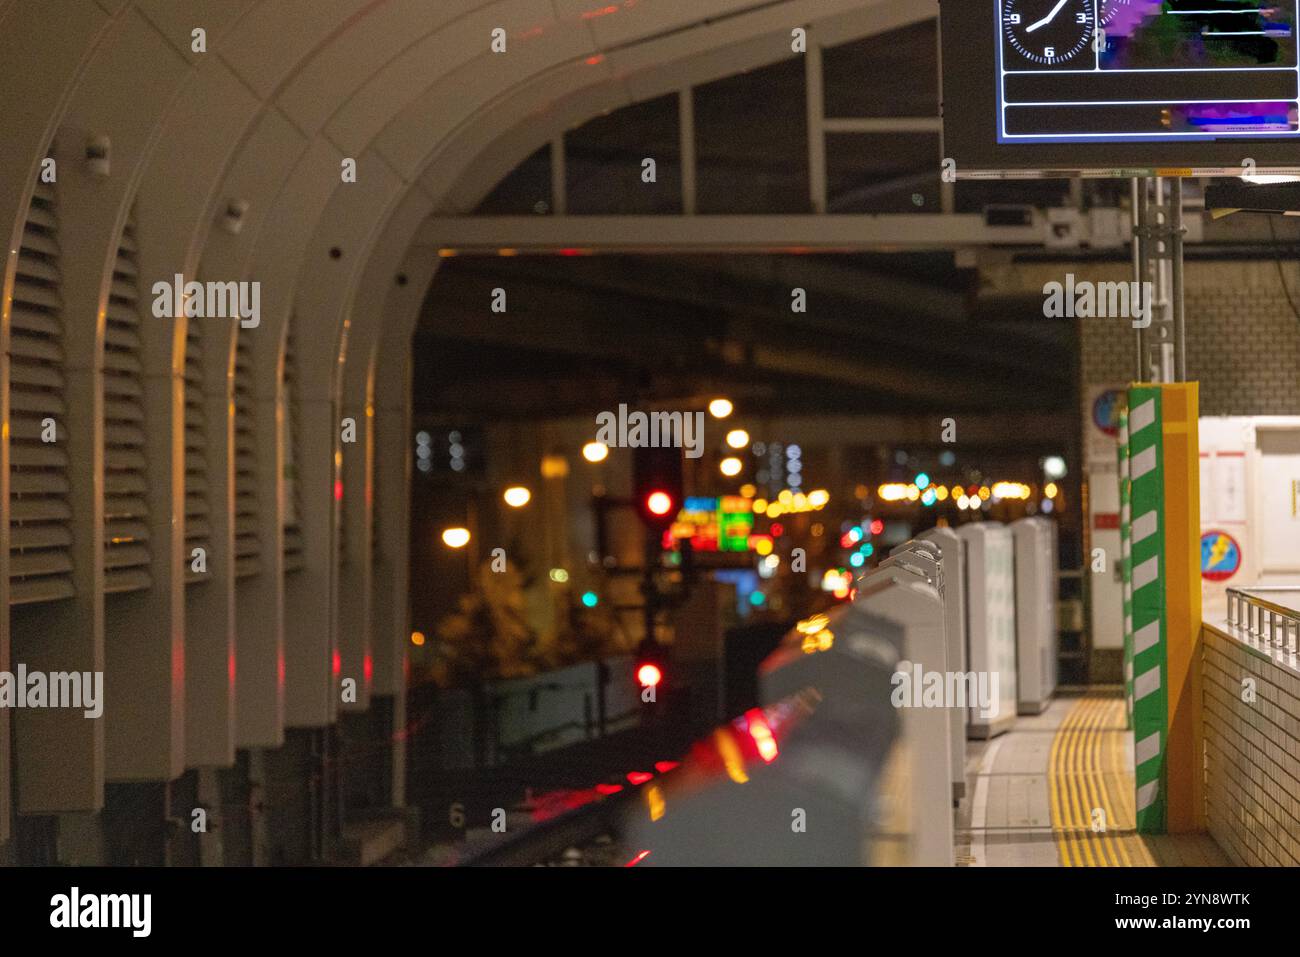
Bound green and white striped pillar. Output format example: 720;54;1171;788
1127;386;1168;834
1117;400;1133;731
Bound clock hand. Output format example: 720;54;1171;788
1026;0;1070;33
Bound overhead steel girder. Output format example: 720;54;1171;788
413;214;1041;254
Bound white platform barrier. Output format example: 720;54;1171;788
857;555;955;866
917;528;969;801
1011;517;1058;714
618;544;958;866
957;523;1018;738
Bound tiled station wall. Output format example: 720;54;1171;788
1202;628;1300;866
990;259;1300;415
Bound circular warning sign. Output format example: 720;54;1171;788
1201;530;1242;582
1092;389;1122;438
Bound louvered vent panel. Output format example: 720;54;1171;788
233;337;260;578
9;182;74;605
283;328;304;574
103;215;151;594
184;325;209;583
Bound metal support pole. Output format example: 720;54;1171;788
679;87;696;215
1131;176;1186;384
1170;178;1186;381
550;137;567;216
806;31;827;214
1130;178;1146;381
936;23;954;214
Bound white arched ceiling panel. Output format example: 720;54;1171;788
0;1;111;272
198;109;310;288
283;150;406;725
235;136;345;732
75;6;256;786
369;24;597;179
339;185;435;709
134;55;263;772
134;0;261;65
415;0;922;206
284;0;924;425
347;0;928;394
243;140;346;385
342;193;435;404
13;3;191;811
0;0;113;839
281;0;494;141
194;107;308;752
217;0;379;102
553;0;760;48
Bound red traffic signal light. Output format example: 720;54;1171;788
633;445;683;530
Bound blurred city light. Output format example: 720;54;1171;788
992;481;1031;501
708;398;733;419
726;429;750;449
540;454;569;478
878;483;911;502
503;486;531;507
720;456;743;477
441;527;470;548
581;441;609;463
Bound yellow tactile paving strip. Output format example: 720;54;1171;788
1049;693;1158;867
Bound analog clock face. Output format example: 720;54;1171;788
1099;0;1133;28
1003;0;1095;66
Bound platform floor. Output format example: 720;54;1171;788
956;688;1231;867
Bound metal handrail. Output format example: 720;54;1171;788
1225;587;1300;654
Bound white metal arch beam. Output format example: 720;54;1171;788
0;0;118;848
345;0;934;717
266;0;897;730
4;0;256;814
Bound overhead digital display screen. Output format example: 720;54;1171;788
941;0;1300;176
999;0;1298;143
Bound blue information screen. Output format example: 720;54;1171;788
996;1;1300;144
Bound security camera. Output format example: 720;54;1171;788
221;199;250;235
85;135;110;177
